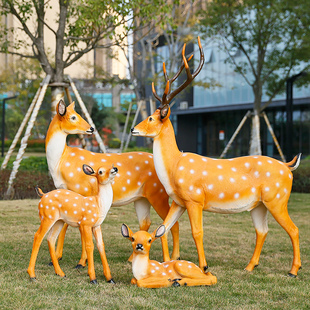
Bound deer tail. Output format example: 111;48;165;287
285;153;301;172
35;186;44;197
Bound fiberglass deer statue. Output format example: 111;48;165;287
27;164;118;284
131;37;302;277
121;224;217;288
45;100;179;266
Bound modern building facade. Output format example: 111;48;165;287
168;39;310;160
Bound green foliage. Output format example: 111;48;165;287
108;138;121;149
0;58;51;140
292;159;310;193
0;156;49;172
0;0;173;79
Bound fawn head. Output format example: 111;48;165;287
83;164;118;185
56;99;94;135
121;224;166;255
131;37;204;138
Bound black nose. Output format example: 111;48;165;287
131;128;134;133
136;243;143;250
90;127;94;132
113;167;118;173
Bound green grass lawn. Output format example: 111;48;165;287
0;193;309;310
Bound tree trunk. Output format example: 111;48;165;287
249;111;262;155
51;86;65;116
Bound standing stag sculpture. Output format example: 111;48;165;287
45;100;180;266
131;37;302;277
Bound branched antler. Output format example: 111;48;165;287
152;37;204;109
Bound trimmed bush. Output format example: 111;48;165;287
0;170;55;200
292;167;310;193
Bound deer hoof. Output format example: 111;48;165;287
30;277;37;282
204;266;209;272
107;279;116;284
90;279;98;285
288;273;297;278
75;264;85;269
172;281;181;287
49;257;62;266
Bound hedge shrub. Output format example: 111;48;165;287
0;155;309;200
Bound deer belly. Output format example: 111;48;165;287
206;196;258;214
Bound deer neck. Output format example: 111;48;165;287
45;118;68;189
153;119;181;196
131;252;149;280
97;183;113;221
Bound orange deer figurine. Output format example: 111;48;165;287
121;224;217;288
27;164;118;284
45;99;179;266
131;37;302;277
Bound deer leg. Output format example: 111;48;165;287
76;226;87;269
80;225;96;283
186;203;208;272
245;203;268;272
177;275;217;287
135;197;171;261
267;201;301;277
47;221;66;277
146;194;180;261
27;219;54;279
55;223;68;261
162;201;186;232
130;198;152;262
92;226;114;283
136;277;174;288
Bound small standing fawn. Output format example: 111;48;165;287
121;224;217;288
27;164;118;284
46;100;179;266
132;37;302;277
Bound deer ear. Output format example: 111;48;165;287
121;224;132;239
83;164;95;175
160;105;171;120
68;101;76;110
154;225;166;238
57;99;66;116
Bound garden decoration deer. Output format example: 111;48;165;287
121;224;217;288
131;37;302;277
45;99;179;266
27;164;118;284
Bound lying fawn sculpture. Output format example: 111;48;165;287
121;224;217;288
27;164;118;284
132;37;302;277
46;100;179;266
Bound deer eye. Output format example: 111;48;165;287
71;115;77;121
131;237;135;242
148;238;152;243
149;117;153;122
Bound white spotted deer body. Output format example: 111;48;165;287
121;224;217;288
27;165;118;284
132;37;302;277
46;100;179;264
